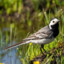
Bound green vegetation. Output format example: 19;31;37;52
0;0;64;64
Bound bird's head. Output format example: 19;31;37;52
49;18;60;29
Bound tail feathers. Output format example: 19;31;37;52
4;41;30;50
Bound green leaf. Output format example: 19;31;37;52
6;8;11;15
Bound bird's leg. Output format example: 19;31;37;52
40;44;46;54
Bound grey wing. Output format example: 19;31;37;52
23;26;53;41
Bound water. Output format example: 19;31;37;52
0;48;21;64
0;27;22;64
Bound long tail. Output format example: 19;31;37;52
4;41;30;50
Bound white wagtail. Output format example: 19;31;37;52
5;18;60;53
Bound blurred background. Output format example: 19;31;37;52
0;0;64;64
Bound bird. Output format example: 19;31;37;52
5;18;60;54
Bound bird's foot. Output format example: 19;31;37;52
40;44;47;55
40;47;47;55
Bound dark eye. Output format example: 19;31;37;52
53;21;55;23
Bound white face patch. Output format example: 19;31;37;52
49;18;59;29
